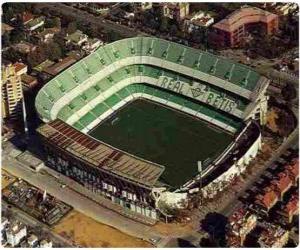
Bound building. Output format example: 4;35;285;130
33;59;55;74
2;23;14;35
13;62;28;76
35;37;269;221
39;239;53;248
1;63;24;120
270;172;293;200
21;12;34;25
162;3;190;23
82;38;103;53
185;12;214;33
24;16;45;32
1;217;9;243
277;193;299;224
34;27;60;44
226;207;257;247
27;234;39;247
42;56;77;77
209;6;279;48
258;222;289;248
12;41;36;54
5;221;27;247
21;74;38;90
285;158;299;185
275;3;298;16
255;186;278;212
65;30;88;47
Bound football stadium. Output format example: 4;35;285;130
35;37;269;223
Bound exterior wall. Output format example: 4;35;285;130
201;130;261;199
43;142;158;220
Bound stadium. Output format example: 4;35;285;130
35;37;269;223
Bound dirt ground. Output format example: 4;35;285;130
153;221;193;236
52;210;152;248
266;107;279;133
1;170;16;189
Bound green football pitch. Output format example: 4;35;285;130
89;99;233;188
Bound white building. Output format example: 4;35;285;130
82;38;103;53
39;239;53;248
5;222;27;247
65;30;88;47
185;12;214;33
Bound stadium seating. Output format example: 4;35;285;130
36;37;264;133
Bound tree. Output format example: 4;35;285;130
159;16;169;33
10;28;25;44
275;110;295;137
27;47;47;67
281;83;297;101
66;21;77;34
2;33;10;48
53;17;61;29
46;42;62;61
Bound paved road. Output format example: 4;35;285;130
35;3;148;38
2;201;74;247
2;153;163;243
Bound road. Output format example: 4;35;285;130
35;3;148;38
2;201;74;247
2;152;164;243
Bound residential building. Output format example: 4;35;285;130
5;221;27;247
39;239;53;248
34;27;60;43
82;38;103;53
270;172;293;200
275;3;298;16
24;16;45;32
255;186;278;212
65;30;88;47
258;222;289;248
285;158;299;185
277;193;299;224
21;12;34;25
1;217;9;242
32;59;55;74
209;6;279;48
12;41;36;54
2;23;14;35
27;234;39;247
13;62;28;76
162;3;190;23
185;12;214;33
226;207;257;247
21;74;38;90
2;63;24;120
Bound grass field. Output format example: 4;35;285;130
89;99;233;188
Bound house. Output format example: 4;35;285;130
27;234;39;247
270;172;293;200
34;27;60;43
82;38;103;53
2;23;14;35
32;59;55;74
255;186;278;212
275;3;298;15
12;42;36;54
65;30;88;47
277;193;299;224
185;12;214;33
39;239;53;248
161;3;190;23
5;221;27;247
226;206;257;247
21;12;34;25
285;158;299;185
24;16;45;32
258;222;289;248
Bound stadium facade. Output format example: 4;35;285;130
36;37;269;222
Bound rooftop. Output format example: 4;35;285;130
255;186;278;210
33;59;55;72
213;6;278;32
43;56;77;76
2;23;14;35
25;16;45;29
258;222;288;248
65;30;88;44
37;119;165;188
13;62;27;74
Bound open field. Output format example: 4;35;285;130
52;210;152;248
89;99;233;187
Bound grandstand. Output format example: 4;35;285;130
36;37;269;222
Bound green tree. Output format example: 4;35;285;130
159;16;169;33
46;42;62;61
2;33;10;48
66;21;77;34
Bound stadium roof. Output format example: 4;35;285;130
37;119;165;188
